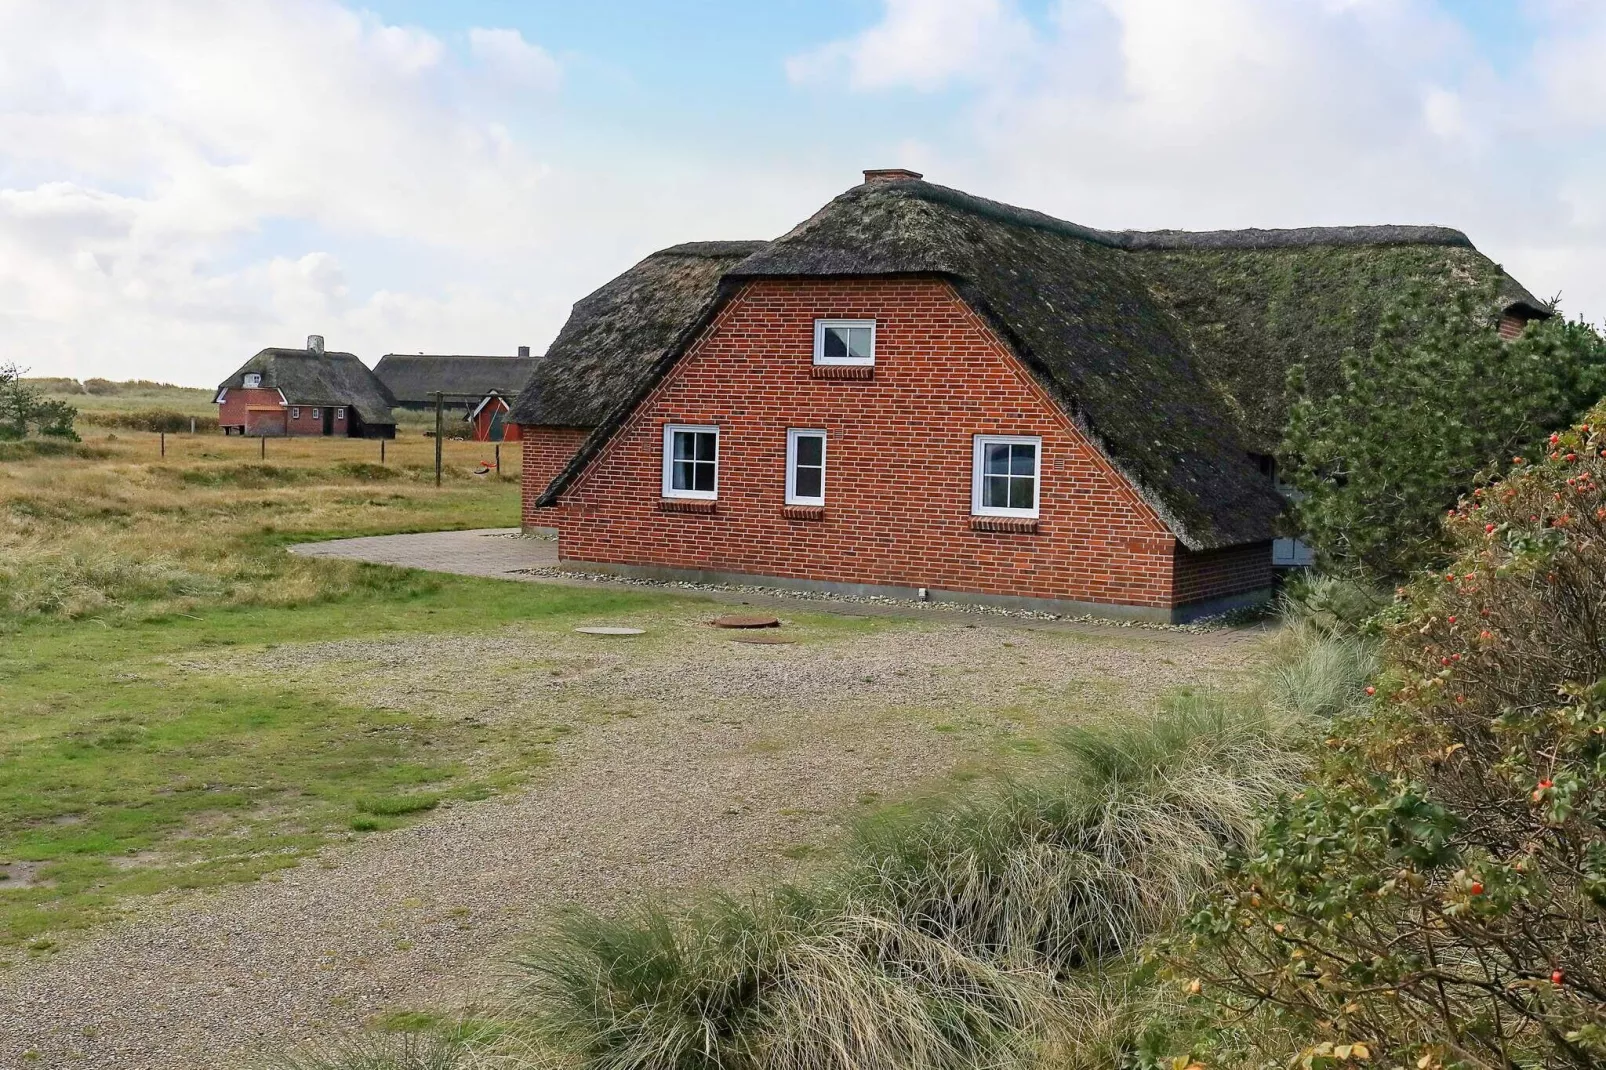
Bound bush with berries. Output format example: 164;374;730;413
1176;405;1606;1070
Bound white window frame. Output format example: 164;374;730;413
785;429;827;506
243;374;262;388
971;435;1043;518
661;424;720;500
335;407;346;420
813;319;876;366
290;406;301;419
311;407;321;419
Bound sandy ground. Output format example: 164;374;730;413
0;608;1263;1070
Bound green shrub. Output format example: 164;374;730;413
1281;286;1606;581
79;409;220;433
0;363;76;440
355;794;439;817
1176;404;1606;1070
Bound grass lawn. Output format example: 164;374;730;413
0;427;679;954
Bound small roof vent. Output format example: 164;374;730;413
863;168;924;184
307;334;325;355
518;345;530;358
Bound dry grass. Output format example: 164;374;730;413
0;429;520;625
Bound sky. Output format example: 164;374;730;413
5;0;1606;387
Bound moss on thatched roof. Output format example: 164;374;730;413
217;348;395;425
525;177;1546;551
508;242;766;430
373;354;536;406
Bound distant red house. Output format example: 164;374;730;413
509;170;1548;622
215;336;395;438
466;391;520;442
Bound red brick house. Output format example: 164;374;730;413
465;391;520;442
215;336;396;438
510;171;1548;622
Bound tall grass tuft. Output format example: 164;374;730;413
516;696;1311;1070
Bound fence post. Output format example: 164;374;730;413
190;417;196;434
434;392;444;488
495;443;501;475
160;431;165;457
380;437;386;464
260;434;265;459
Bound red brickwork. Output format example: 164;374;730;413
217;389;350;436
520;426;592;527
543;277;1263;612
1173;541;1275;607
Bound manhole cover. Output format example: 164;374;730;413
712;614;781;629
728;633;797;645
574;626;645;636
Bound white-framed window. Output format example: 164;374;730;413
662;424;719;499
336;407;345;420
813;319;875;366
243;373;262;388
290;406;301;419
311;408;321;419
971;435;1042;518
786;429;826;506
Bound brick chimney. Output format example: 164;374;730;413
307;334;325;355
517;345;530;358
863;168;923;183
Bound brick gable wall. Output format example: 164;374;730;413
543;277;1259;613
520;426;592;527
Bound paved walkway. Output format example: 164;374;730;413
291;527;557;578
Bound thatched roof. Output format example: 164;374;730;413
373;353;537;406
216;347;395;425
508;242;764;429
527;177;1547;551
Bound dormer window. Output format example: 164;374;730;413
243;373;262;388
813;319;875;366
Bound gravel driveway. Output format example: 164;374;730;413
0;572;1264;1069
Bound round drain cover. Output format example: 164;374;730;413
574;626;645;636
712;614;781;629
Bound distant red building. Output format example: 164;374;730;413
465;391;521;442
215;336;395;438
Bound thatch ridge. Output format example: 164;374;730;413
217;348;395;426
373;353;536;407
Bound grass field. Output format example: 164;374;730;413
0;426;631;952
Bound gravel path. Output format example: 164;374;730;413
0;606;1263;1069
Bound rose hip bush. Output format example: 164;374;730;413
1175;406;1606;1070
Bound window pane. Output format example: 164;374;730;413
1009;476;1035;510
847;327;873;359
695;432;717;462
1010;443;1036;476
822;326;848;359
795;467;822;498
693;461;716;492
796;435;823;466
673;459;695;490
985;443;1011;475
673;432;696;461
984;475;1010;508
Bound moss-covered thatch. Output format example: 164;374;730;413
1131;244;1543;451
522;177;1547;553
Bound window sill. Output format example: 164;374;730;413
781;505;825;521
658;498;717;514
970;515;1039;534
811;365;874;380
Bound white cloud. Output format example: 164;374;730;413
469;27;562;92
788;0;1606;326
787;0;1035;91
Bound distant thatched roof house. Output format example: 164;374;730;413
215;336;395;438
509;170;1549;621
373;350;538;411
